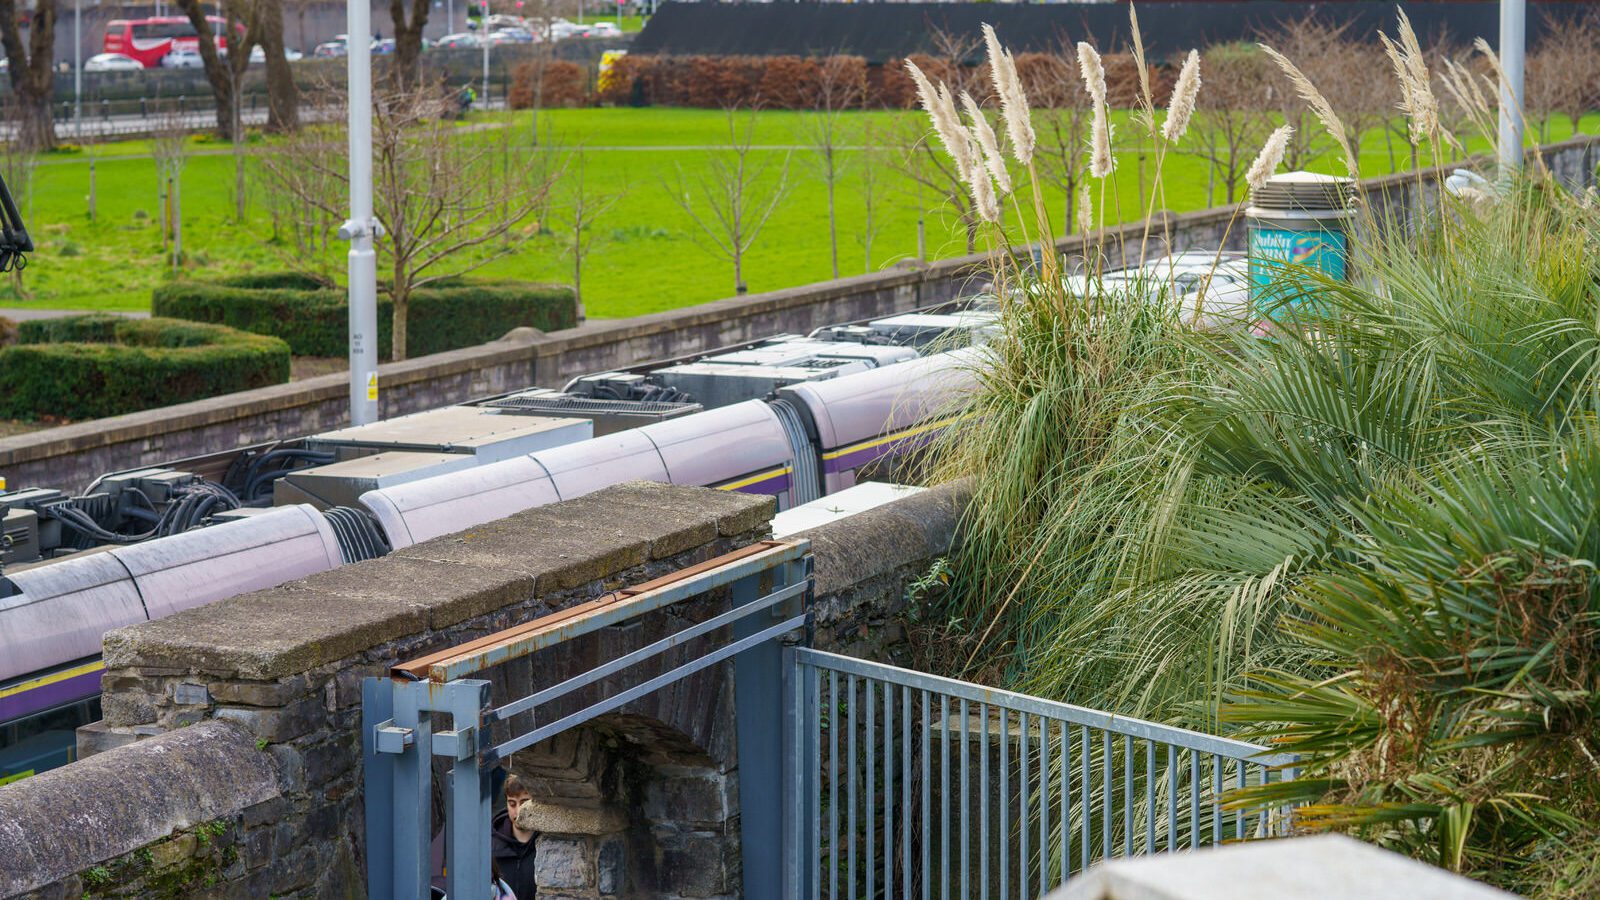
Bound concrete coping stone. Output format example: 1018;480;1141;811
797;478;971;598
1046;834;1515;900
102;483;774;681
0;719;277;897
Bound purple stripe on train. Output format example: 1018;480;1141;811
0;668;101;722
821;428;942;475
727;471;793;496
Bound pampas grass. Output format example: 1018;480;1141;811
983;23;1035;165
1163;51;1202;143
1247;125;1294;192
907;61;978;184
1260;43;1359;179
961;90;1013;196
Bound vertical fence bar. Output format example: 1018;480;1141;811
922;690;930;900
809;661;822;900
392;682;432;900
1101;731;1112;860
1190;751;1201;850
867;681;875;900
885;683;895;900
940;694;950;900
360;678;395;900
443;681;493;900
1167;745;1178;852
1079;727;1090;870
902;686;912;900
848;675;857;900
1059;721;1069;886
1212;755;1222;847
829;672;839;900
1122;734;1132;857
1145;742;1156;854
979;703;989;900
1020;711;1030;894
1236;762;1247;840
959;698;969;900
999;709;1009;900
1039;716;1049;897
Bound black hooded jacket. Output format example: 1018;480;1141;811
492;808;539;900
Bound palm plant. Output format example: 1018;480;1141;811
918;12;1600;894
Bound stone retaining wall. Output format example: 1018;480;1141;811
15;138;1595;494
0;478;974;898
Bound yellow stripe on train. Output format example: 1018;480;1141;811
0;660;104;701
820;415;967;462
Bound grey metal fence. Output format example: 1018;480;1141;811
788;648;1298;900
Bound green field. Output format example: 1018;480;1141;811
6;107;1592;320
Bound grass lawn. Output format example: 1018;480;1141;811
6;107;1594;321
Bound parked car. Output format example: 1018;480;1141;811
84;52;143;72
486;28;532;45
312;39;346;58
159;46;204;68
547;21;590;40
587;21;621;37
434;32;480;49
248;45;304;63
371;38;396;54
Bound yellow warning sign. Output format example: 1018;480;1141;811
367;372;379;402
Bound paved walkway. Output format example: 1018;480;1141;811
0;307;149;321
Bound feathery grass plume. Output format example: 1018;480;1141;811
1394;11;1441;144
1090;117;1116;178
1128;5;1156;133
982;24;1035;165
1247;125;1293;193
1379;33;1420;135
961;90;1013;195
1439;56;1497;147
1077;181;1093;235
968;141;1002;224
906;61;978;182
1259;44;1357;179
1162;50;1201;143
1076;42;1107;107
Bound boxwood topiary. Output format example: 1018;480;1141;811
152;273;578;359
0;314;291;421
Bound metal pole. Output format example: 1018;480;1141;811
481;0;490;107
1498;0;1526;173
73;0;81;140
342;0;380;426
448;0;454;34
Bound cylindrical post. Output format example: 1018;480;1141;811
172;177;181;273
482;0;491;108
73;0;81;139
345;0;380;425
88;159;95;222
1498;0;1526;172
916;216;926;262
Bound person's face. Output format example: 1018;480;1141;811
506;791;532;822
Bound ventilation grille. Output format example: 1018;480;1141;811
1250;172;1357;212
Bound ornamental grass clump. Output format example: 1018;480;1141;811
918;11;1600;895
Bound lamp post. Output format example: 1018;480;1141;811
341;0;379;426
72;0;80;140
481;0;490;107
1498;0;1526;173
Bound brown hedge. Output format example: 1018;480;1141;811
594;52;1169;110
509;59;590;109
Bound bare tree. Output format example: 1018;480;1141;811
151;102;191;265
258;92;346;278
0;0;56;151
264;85;555;359
855;118;889;272
389;0;431;87
557;148;623;321
797;55;865;280
1526;17;1599;142
667;105;792;295
0;128;35;296
887;114;978;255
1190;42;1271;204
173;0;254;141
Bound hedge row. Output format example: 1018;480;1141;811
509;60;591;110
0;315;290;421
152;273;579;359
593;52;1164;110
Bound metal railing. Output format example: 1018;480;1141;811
363;538;811;900
787;649;1298;900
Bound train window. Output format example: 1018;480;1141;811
0;697;101;783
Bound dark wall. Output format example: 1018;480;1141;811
632;1;1599;62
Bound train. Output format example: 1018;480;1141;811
0;304;993;783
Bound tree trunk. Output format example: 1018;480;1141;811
390;0;430;88
174;0;238;140
392;284;410;362
0;0;58;151
259;0;299;132
827;168;838;279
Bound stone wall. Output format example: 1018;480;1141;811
12;136;1595;494
0;478;974;898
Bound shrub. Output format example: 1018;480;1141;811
152;273;578;359
508;59;590;109
0;314;290;421
0;315;16;348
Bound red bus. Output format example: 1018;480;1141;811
103;16;228;68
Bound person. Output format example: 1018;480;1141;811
492;774;539;900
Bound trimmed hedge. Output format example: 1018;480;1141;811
0;314;291;421
152;273;579;359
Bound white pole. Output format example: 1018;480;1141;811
72;0;80;140
342;0;380;426
448;0;455;34
1498;0;1526;173
481;0;490;106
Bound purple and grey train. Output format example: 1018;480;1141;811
0;324;983;783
